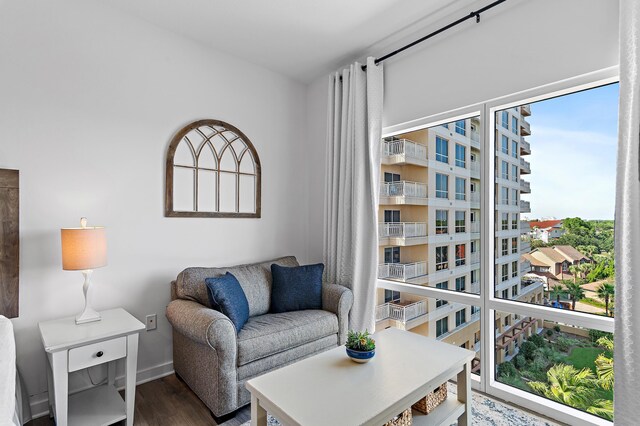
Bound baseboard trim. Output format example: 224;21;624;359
29;360;174;419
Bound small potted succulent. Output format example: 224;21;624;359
345;330;376;363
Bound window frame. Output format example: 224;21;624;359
377;67;617;426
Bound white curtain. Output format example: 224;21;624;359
615;1;640;424
324;57;384;333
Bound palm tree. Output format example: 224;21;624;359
587;399;614;421
549;283;567;306
595;337;614;391
569;265;580;283
529;364;596;408
596;282;615;316
563;281;585;310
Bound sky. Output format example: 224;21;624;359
521;83;619;221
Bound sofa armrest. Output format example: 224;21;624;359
166;299;237;359
322;284;353;345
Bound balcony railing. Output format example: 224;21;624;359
470;161;480;175
520;139;531;154
470;192;480;203
520;104;531;116
383;139;428;161
470;222;480;233
521;260;532;274
380;181;427;198
470;252;480;265
520;200;531;213
378;261;427;281
520;220;530;231
470;131;480;144
520;120;531;136
520;179;531;192
375;299;428;323
521;241;531;253
379;222;427;239
520;158;531;174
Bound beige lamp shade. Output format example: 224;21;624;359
60;227;107;270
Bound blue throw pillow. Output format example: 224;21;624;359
270;263;324;313
205;272;250;333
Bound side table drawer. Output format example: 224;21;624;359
68;337;127;372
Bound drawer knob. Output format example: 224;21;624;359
96;351;104;358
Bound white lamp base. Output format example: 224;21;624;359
75;270;101;325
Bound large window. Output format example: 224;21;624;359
436;246;448;271
455;144;466;168
455;177;466;200
455;120;466;136
436;282;448;308
455;210;466;233
436;173;448;198
436;317;448;337
492;83;618;423
436;136;449;163
435;209;448;234
376;80;618;424
455;244;466;266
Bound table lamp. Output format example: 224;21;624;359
61;217;107;324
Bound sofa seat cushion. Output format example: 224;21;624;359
237;310;338;366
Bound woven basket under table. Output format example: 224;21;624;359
383;408;412;426
412;383;448;414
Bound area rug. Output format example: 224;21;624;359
240;383;560;426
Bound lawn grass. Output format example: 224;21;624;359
579;297;607;309
565;346;604;372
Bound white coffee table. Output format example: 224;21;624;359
246;327;475;426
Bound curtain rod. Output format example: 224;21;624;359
361;0;508;71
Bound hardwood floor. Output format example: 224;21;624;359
28;374;251;426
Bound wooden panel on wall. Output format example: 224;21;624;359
0;169;19;318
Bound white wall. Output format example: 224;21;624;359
0;0;309;414
305;0;619;260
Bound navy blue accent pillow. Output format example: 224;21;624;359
270;263;324;313
205;272;250;333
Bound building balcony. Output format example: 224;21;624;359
521;241;531;253
470;221;480;235
380;181;428;205
520;179;531;193
470;160;480;178
520;104;531;116
496;316;538;349
521;260;532;274
379;222;428;246
520;200;531;213
375;299;428;324
520;119;531;136
520;139;531;155
382;139;428;167
470;130;480;149
520;158;531;174
470;251;480;265
378;261;428;282
470;191;480;205
520;220;530;232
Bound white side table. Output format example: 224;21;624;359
38;308;145;426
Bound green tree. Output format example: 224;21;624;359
595;337;614;391
529;364;596;408
563;280;585;310
596;282;615;317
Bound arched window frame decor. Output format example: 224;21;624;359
165;119;261;218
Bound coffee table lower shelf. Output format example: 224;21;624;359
410;397;466;426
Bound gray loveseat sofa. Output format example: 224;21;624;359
166;256;354;418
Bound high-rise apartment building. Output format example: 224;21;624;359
375;105;544;371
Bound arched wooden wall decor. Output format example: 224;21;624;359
165;119;261;218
